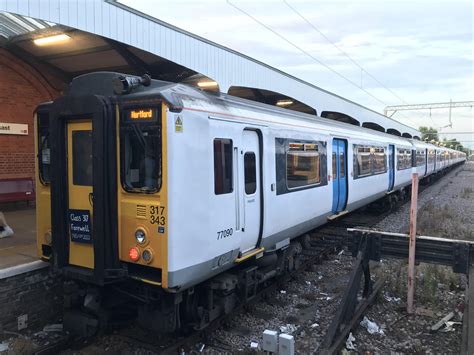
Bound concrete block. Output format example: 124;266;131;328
279;333;295;355
262;329;278;353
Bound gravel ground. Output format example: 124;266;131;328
201;162;474;354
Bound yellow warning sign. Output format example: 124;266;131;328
175;115;183;133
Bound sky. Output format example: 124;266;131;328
121;0;473;148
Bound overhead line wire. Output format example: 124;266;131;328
227;0;388;107
283;0;410;106
226;0;420;127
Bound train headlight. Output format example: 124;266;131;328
142;249;154;264
135;229;146;244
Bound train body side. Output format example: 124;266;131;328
34;72;466;292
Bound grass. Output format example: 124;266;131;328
385;262;462;306
416;202;473;240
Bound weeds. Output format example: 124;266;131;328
384;262;462;307
416;202;473;239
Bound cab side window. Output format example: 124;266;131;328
214;139;233;195
37;112;51;184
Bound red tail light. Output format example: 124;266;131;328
129;247;140;261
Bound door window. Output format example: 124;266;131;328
339;151;345;178
244;152;256;195
332;153;337;180
72;130;93;186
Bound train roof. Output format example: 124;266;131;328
67;72;464;155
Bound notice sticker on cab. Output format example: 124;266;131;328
175;115;183;133
69;209;92;243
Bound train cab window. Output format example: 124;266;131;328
286;142;320;189
214;139;233;194
72;131;93;186
244;152;256;195
121;107;161;193
37;112;51;184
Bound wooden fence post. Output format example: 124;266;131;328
407;171;419;314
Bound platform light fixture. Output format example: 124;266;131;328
197;80;218;88
33;33;70;46
276;99;293;107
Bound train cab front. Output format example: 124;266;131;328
35;72;169;289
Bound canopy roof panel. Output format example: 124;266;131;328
0;2;420;138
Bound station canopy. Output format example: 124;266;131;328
0;6;419;136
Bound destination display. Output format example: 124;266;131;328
125;108;158;122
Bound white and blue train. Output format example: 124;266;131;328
35;72;466;333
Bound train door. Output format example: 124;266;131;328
331;139;347;214
67;120;94;269
388;144;395;191
239;130;261;253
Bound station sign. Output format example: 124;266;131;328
0;122;28;135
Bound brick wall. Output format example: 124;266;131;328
0;268;63;332
0;49;65;181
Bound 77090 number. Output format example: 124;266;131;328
217;228;233;240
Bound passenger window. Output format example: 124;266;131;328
214;139;233;194
416;150;426;166
244;152;256;195
355;146;371;176
72;130;93;186
37;112;51;184
373;147;386;174
339;151;345;178
287;142;320;189
397;148;411;170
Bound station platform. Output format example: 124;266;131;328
0;205;45;274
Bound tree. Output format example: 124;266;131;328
442;137;464;151
419;126;439;142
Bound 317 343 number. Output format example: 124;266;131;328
217;228;233;240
